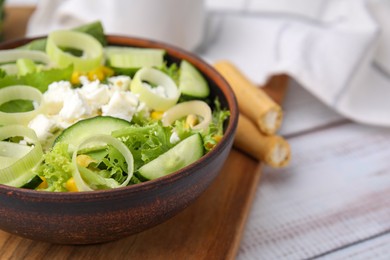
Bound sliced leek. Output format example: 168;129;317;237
0;64;18;75
162;100;212;131
0;125;43;187
72;135;134;191
0;49;52;75
130;67;180;111
0;49;51;65
0;85;43;125
46;30;103;72
17;58;37;76
0;142;33;168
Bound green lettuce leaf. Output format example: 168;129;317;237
112;121;174;171
0;65;73;92
202;98;230;151
35;142;74;192
0;99;34;112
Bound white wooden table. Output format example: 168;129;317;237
238;79;390;259
5;0;390;259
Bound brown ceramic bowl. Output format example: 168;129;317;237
0;35;238;244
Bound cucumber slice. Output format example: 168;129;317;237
105;47;165;68
179;60;210;98
138;133;204;180
54;116;131;151
21;175;43;189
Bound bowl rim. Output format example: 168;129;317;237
0;34;238;201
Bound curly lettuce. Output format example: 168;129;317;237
173;98;230;152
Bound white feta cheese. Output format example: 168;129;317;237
43;81;73;114
108;76;131;91
28;114;56;143
79;75;92;85
136;101;151;118
59;90;92;122
169;131;181;144
102;90;139;121
78;81;111;112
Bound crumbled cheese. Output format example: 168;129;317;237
102;90;139;121
28;75;146;141
136;101;151;118
43;81;73;114
108;75;131;91
78;81;111;112
169;131;181;144
79;75;92;85
28;114;56;143
59;90;92;122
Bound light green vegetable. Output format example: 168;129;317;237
46;30;103;72
35;142;74;192
0;85;43;125
106;46;165;68
71;134;134;191
130;67;180;111
0;125;43;188
112;121;174;172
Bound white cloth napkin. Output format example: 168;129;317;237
201;0;390;127
27;0;390;127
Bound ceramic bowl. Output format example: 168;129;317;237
0;35;238;244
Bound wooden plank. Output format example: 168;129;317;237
321;232;390;259
237;123;390;259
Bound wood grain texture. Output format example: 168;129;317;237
0;6;287;260
0;150;261;260
237;123;390;259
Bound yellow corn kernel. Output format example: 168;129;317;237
37;176;48;189
76;154;95;168
185;114;198;129
88;69;105;81
66;177;78;192
213;135;223;143
101;66;114;77
205;142;215;150
71;71;83;85
151;111;164;120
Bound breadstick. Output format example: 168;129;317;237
234;114;290;167
214;61;282;135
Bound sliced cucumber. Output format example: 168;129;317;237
138;133;204;180
21;175;43;189
179;60;210;98
54;116;131;151
105;46;165;68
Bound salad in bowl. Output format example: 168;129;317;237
0;22;237;244
0;22;229;192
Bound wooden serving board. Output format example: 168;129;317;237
0;7;287;259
